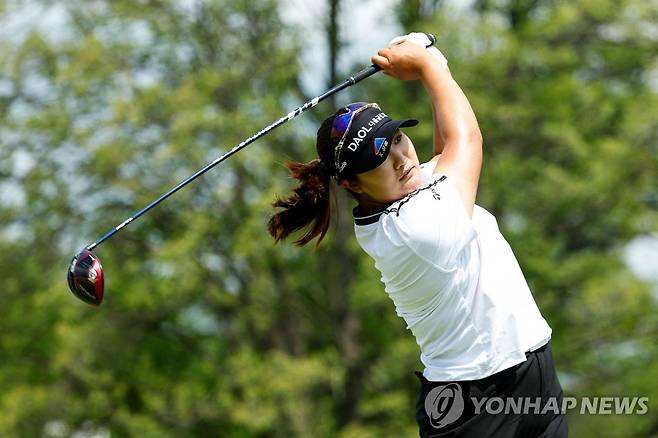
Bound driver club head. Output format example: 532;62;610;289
67;249;104;306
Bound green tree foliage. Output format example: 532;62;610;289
0;1;330;436
0;0;657;437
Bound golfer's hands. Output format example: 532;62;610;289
371;41;433;81
372;32;449;81
390;32;449;67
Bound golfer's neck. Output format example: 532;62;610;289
357;196;391;216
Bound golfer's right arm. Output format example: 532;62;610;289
373;42;483;217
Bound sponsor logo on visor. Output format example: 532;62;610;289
373;137;388;157
346;112;388;152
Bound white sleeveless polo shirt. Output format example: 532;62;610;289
353;162;551;382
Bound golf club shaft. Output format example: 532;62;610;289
86;65;381;251
86;33;436;251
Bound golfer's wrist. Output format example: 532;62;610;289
420;59;450;81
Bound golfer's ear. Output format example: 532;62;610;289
340;179;363;194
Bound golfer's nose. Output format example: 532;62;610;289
390;146;406;169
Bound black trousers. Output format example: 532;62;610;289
415;342;567;438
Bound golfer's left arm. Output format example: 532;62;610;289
421;58;483;217
372;42;483;217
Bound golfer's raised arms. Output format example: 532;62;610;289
372;41;483;217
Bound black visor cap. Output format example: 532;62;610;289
348;117;419;176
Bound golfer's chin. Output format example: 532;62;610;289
382;188;420;208
398;166;422;196
363;169;422;209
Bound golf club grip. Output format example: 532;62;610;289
350;64;381;84
349;33;435;84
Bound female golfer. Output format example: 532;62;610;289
268;34;566;437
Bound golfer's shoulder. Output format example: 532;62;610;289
381;176;465;236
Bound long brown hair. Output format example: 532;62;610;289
267;109;343;247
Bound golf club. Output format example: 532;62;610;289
67;34;437;306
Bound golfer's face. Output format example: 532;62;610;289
355;130;421;203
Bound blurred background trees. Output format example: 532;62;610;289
0;0;656;436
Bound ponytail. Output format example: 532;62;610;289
268;158;334;247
